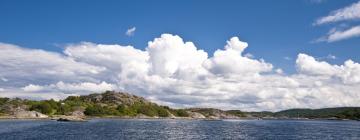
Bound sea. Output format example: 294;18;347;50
0;119;359;140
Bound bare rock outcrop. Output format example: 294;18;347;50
81;91;150;106
188;111;206;119
13;110;48;119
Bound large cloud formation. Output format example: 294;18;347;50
1;34;360;111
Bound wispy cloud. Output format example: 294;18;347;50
326;54;336;60
313;1;360;43
0;77;8;82
315;25;360;42
244;53;254;58
316;54;337;60
125;27;136;36
314;1;360;25
309;0;327;4
284;56;292;60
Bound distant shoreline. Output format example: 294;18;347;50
0;115;358;122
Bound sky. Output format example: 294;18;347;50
0;0;360;111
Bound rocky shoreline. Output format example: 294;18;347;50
0;109;250;121
1;114;357;122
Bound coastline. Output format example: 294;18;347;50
1;115;358;122
1;92;359;122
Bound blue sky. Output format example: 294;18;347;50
1;0;360;111
1;0;359;73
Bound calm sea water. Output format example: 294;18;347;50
0;119;359;140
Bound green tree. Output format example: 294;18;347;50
30;102;53;114
57;103;72;115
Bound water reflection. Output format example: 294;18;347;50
0;119;359;139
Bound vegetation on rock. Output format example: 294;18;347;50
0;91;359;120
0;91;182;118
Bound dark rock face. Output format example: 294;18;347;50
56;116;86;122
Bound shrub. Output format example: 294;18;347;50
137;105;157;117
173;109;189;117
117;105;136;116
0;98;9;106
157;107;170;117
85;105;119;116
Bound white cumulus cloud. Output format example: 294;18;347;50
1;34;360;111
204;37;272;76
147;34;208;78
53;81;116;93
296;53;360;84
22;84;44;92
0;43;105;87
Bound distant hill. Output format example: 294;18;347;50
244;107;360;120
0;91;360;120
274;107;360;120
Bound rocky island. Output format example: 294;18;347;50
0;91;359;121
